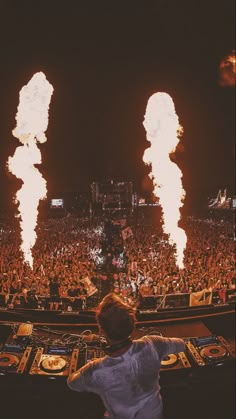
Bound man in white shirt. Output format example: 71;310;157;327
67;293;185;419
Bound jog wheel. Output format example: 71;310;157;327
40;356;68;373
200;345;227;361
161;353;178;368
0;353;20;368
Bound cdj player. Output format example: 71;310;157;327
29;345;79;377
185;335;235;367
0;343;32;374
161;351;191;371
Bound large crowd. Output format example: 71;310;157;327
0;207;235;310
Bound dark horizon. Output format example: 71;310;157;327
0;1;235;213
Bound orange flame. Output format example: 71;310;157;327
143;92;187;268
219;50;236;87
7;72;53;268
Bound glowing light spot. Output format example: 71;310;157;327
219;50;236;87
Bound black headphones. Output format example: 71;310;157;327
103;337;132;355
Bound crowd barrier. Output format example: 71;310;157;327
138;289;236;309
0;289;235;311
0;293;98;310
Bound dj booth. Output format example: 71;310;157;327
0;322;235;375
0;319;235;419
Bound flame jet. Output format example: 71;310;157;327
219;50;236;87
143;92;187;269
7;72;53;268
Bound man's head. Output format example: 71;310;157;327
96;293;136;342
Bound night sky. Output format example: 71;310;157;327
0;0;235;211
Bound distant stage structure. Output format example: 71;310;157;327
91;179;133;211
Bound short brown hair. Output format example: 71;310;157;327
96;293;136;341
